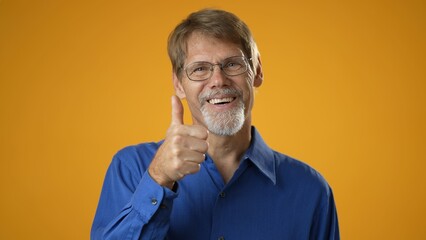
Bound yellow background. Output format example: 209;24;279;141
1;0;425;239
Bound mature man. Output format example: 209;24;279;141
92;9;339;240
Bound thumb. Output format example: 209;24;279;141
171;95;184;125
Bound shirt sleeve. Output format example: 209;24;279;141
91;151;178;240
310;185;340;240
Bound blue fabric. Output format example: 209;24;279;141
91;127;339;240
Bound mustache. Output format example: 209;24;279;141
198;88;242;105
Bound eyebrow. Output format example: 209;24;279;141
186;55;245;65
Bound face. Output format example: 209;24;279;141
173;32;263;136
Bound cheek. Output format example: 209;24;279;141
243;77;254;96
182;83;205;106
246;69;255;85
241;77;256;109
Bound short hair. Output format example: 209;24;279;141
167;9;260;79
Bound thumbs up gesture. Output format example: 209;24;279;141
148;96;209;189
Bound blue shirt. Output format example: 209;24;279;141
91;127;339;240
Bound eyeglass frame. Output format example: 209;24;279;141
181;56;252;81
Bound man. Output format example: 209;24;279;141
91;9;339;240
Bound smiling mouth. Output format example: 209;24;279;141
207;97;235;105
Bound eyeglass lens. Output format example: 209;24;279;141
185;56;248;81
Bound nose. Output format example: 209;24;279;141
208;64;230;87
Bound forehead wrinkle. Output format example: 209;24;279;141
185;33;244;65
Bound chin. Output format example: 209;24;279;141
201;101;245;136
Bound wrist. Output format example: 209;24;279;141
148;166;175;190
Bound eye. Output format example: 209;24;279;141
188;63;210;76
224;61;243;70
193;66;208;72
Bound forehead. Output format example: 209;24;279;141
185;32;244;63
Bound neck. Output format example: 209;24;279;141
207;121;252;183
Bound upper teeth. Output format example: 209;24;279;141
208;98;233;104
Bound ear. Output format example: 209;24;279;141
173;72;186;99
253;57;263;87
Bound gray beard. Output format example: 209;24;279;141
199;88;245;136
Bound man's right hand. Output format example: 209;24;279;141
148;95;209;189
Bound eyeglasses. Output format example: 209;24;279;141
183;56;251;81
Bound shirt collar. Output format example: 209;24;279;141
244;127;277;185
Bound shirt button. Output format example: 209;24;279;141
219;192;226;198
151;198;158;205
218;237;225;240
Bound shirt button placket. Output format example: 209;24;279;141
212;192;226;240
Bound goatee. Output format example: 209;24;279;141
199;88;245;136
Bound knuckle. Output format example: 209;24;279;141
185;167;196;176
171;158;183;171
191;153;204;163
192;141;208;153
195;127;208;139
201;141;208;152
170;148;182;161
171;147;184;158
197;153;206;162
171;135;183;145
176;171;185;179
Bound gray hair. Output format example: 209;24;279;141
167;9;260;79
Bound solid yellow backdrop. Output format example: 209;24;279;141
0;0;425;239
